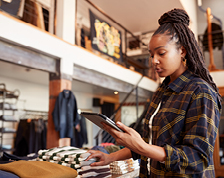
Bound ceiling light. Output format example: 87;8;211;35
114;91;118;94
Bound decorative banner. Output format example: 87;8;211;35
89;10;123;62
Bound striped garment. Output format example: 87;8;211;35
132;70;221;178
36;146;96;170
78;165;112;178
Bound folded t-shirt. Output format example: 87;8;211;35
0;170;19;178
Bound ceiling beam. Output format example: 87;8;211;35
73;64;152;98
0;37;58;73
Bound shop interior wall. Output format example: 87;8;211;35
0;75;49;112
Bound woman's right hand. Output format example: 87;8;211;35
85;150;113;166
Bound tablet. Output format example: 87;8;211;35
80;112;124;132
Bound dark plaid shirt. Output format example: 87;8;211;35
133;70;221;178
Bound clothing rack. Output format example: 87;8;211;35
19;109;48;120
14;109;48;156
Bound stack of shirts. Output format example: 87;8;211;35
78;165;111;178
110;158;140;175
36;146;97;170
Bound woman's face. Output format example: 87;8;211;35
149;34;186;83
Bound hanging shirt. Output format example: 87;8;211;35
52;90;79;138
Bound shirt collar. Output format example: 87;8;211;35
162;70;193;93
63;89;71;99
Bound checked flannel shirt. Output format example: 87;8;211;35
132;70;221;178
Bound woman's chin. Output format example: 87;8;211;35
157;72;166;78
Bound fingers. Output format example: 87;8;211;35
116;121;129;132
102;122;119;136
90;161;106;166
86;150;111;166
86;150;101;161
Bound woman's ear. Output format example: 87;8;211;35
180;46;187;58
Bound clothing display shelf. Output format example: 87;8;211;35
0;83;20;153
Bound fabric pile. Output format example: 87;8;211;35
36;146;96;170
77;165;111;178
0;160;78;178
109;158;140;175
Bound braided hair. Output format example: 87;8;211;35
153;8;220;97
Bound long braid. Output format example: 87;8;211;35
154;8;221;98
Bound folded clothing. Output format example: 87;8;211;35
80;172;111;178
36;146;97;170
90;146;109;154
104;145;120;154
1;151;38;161
0;102;17;110
0;170;19;178
0;160;77;178
78;165;111;178
110;158;140;175
38;146;86;157
0;102;10;110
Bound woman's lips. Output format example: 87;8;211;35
155;68;162;73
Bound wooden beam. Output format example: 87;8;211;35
0;38;58;73
73;65;152;98
206;7;216;71
34;1;45;30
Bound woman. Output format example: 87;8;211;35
87;8;222;178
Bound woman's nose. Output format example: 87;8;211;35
152;56;159;66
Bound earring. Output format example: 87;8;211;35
182;57;187;67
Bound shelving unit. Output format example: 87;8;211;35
0;83;20;153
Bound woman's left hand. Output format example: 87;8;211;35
102;121;147;154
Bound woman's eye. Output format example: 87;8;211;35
159;52;165;56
